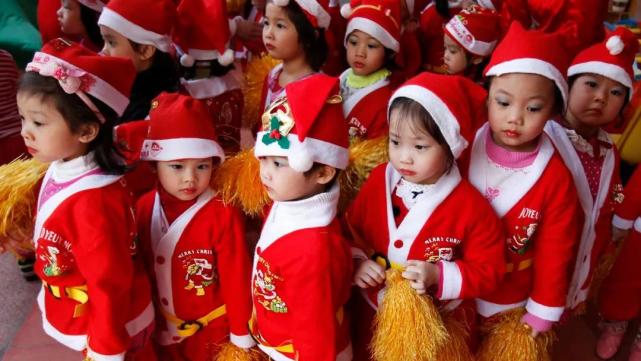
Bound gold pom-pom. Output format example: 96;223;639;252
586;240;624;305
0;158;48;255
214;343;267;361
242;54;281;131
339;136;388;212
477;308;556;361
211;148;269;216
435;311;474;361
371;269;448;361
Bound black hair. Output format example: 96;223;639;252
389;97;455;172
435;0;453;20
18;72;126;174
568;74;630;122
128;40;180;90
384;47;398;72
463;55;489;84
278;0;329;71
79;5;104;49
484;75;566;116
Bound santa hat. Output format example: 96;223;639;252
568;26;639;98
254;74;349;172
341;0;401;53
97;0;175;52
444;5;500;57
476;0;502;11
25;38;135;120
173;0;234;67
77;0;107;12
389;73;487;159
484;21;570;109
140;93;224;162
272;0;332;29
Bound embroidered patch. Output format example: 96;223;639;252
41;245;68;277
508;222;538;255
424;237;461;262
180;254;216;296
260;96;294;149
253;257;288;313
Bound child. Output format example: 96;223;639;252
19;38;155;360
134;92;255;360
544;27;636;315
419;0;463;74
97;0;179;122
251;74;353;360
57;0;106;51
467;22;581;356
339;0;399;140
597;165;641;360
443;5;500;82
347;72;506;360
259;0;330;112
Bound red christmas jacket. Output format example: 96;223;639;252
346;163;506;310
469;124;581;322
339;69;391;140
613;164;641;230
419;3;462;73
137;188;254;348
544;121;624;309
34;158;153;361
251;184;352;361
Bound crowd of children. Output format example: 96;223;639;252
4;0;641;360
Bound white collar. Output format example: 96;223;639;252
269;181;340;225
395;178;437;209
49;152;99;182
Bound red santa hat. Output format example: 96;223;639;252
341;0;402;53
484;21;570;109
77;0;107;12
97;0;175;52
173;0;234;67
388;73;487;159
272;0;332;29
141;92;225;162
25;38;135;120
444;5;500;57
254;74;349;172
568;26;638;98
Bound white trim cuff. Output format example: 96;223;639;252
525;297;564;322
438;260;462;300
613;214;635;230
230;332;257;348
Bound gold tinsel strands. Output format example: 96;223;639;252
586;239;625;309
213;343;268;361
338;136;388;212
242;54;281;131
211;148;269;217
371;269;448;361
0;158;48;255
435;312;474;361
477;308;556;361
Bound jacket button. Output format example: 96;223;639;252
394;240;403;248
157;256;165;264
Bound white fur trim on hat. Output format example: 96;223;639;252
568;61;633;97
346;17;400;52
340;3;352;18
389;84;469;158
141;138;225;161
254;132;349;172
295;0;332;28
274;0;289;5
445;16;497;56
606;35;625;55
77;0;106;12
180;53;196;67
476;0;496;10
184;48;234;65
98;7;172;52
485;58;569;110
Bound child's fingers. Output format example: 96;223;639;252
402;270;419;281
368;262;386;279
361;272;381;287
409;280;426;294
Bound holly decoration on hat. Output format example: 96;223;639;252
262;115;291;149
261;96;295;149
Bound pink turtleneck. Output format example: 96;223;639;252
485;130;541;169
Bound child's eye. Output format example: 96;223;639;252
585;80;598;88
495;98;509;107
348;39;357;46
276;22;286;29
33;120;44;127
367;43;379;49
389;139;399;146
169;164;183;170
414;145;428;150
197;163;210;170
273;160;283;168
611;88;625;97
526;105;542;113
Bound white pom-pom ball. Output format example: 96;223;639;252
219;49;235;66
340;3;352;18
274;0;289;6
180;53;195;67
606;35;625;55
288;146;314;172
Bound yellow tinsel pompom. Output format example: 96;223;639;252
339;136;388;212
211;148;269;216
371;269;448;361
0;158;48;255
477;308;556;361
213;343;267;361
435;312;474;361
242;54;281;131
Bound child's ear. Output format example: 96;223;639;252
136;44;156;63
77;122;100;144
315;164;337;185
471;56;483;65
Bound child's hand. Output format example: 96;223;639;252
354;260;386;288
612;225;629;243
402;260;440;295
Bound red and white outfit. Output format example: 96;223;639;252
419;1;463;73
339;69;391;139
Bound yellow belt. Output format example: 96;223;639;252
161;304;226;338
43;282;89;318
373;253;404;271
506;259;533;273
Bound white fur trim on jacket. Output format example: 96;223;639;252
141;138;225;162
445;15;497;56
568;61;633;98
525;297;564;322
230;332;257;348
439;260;463;300
475;298;527;318
345;18;400;52
635;218;641;233
98;8;172;52
613;214;635;230
86;348;126;361
37;289;87;351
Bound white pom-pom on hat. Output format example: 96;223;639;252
274;0;289;6
340;3;352;18
180;53;195;67
606;35;625;55
219;49;235;66
288;145;314;172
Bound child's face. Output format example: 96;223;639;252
258;156;325;202
388;111;449;185
488;73;556;152
156;158;213;201
18;92;90;163
567;73;626;129
443;34;468;75
262;3;302;61
99;25;151;73
346;30;387;77
57;0;84;37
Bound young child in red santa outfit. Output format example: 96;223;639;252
467;22;581;358
97;0;179;122
132;92;255;361
57;0;106;52
19;38;155;361
418;0;464;74
544;27;636;321
251;73;353;361
597;165;641;360
338;0;400;140
443;5;500;82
